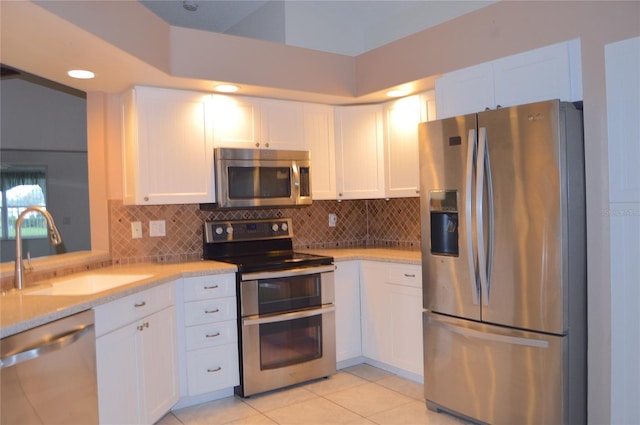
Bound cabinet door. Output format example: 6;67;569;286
493;39;581;108
303;103;336;200
334;105;385;200
211;95;261;149
386;283;423;376
359;262;388;362
383;95;422;198
96;322;141;425
334;261;361;362
435;62;494;119
123;86;214;205
260;98;304;150
139;306;179;425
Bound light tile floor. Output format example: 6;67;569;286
157;364;466;425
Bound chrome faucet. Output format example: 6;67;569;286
14;206;63;290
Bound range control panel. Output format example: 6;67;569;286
204;218;293;243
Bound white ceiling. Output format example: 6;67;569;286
140;0;495;56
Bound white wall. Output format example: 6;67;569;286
605;36;640;425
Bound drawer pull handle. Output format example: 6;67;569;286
134;301;147;308
137;322;150;331
205;308;220;314
206;332;221;338
204;284;219;290
207;367;222;373
404;274;416;278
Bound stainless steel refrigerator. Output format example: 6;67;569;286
419;100;586;425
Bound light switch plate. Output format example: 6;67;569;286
131;221;142;239
149;220;166;237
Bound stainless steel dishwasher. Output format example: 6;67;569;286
1;310;99;424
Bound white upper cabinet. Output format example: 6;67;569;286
302;103;337;200
334;104;386;200
436;39;582;119
122;86;215;205
212;95;304;150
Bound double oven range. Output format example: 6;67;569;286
203;218;336;397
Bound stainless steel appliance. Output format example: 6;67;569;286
211;148;312;209
419;100;586;424
203;218;335;397
0;310;98;424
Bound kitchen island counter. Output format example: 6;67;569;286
1;261;236;338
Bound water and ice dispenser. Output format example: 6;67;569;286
429;190;459;256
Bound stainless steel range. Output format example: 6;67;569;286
203;218;336;397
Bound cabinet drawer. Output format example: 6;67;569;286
386;265;421;288
94;282;174;337
186;345;239;395
184;296;236;326
183;274;236;302
185;320;237;351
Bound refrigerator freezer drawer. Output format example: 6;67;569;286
423;312;572;425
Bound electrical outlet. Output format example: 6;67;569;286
328;213;337;227
149;220;166;237
131;221;142;239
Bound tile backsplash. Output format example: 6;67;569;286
109;198;421;264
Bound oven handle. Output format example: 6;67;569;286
241;264;335;281
242;305;335;327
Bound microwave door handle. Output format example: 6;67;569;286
292;163;300;197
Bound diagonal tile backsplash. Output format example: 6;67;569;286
109;198;421;264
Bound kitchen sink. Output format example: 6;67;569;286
25;273;154;296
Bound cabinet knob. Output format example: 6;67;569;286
255;142;260;148
265;143;270;148
144;196;149;202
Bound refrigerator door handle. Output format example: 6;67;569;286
466;128;479;305
476;127;490;305
430;316;550;349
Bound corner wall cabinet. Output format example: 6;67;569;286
174;274;239;408
334;104;386;200
382;92;436;198
121;86;214;205
212;95;304;150
302;103;337;200
360;261;423;378
436;39;582;119
95;282;179;425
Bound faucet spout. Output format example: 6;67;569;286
14;206;63;290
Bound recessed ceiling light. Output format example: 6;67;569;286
183;1;198;12
67;69;95;79
386;89;409;98
215;84;240;93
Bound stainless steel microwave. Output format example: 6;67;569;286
214;147;312;209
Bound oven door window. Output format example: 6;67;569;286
228;166;292;199
258;274;321;315
260;315;322;370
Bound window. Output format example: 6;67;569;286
0;166;48;240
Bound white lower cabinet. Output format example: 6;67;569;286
175;274;239;407
334;261;362;363
360;261;423;378
95;283;179;425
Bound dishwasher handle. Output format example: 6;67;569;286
0;324;94;369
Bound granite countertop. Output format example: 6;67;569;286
1;261;236;338
1;248;421;339
301;247;422;265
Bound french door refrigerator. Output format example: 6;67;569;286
419;100;586;425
